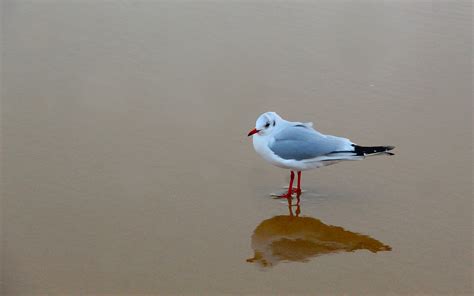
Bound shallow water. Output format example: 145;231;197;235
1;1;472;295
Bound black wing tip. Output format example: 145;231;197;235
352;144;396;156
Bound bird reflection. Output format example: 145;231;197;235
247;201;391;267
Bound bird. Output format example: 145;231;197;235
247;112;395;199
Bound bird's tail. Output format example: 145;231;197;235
352;144;395;156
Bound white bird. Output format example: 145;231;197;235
247;112;395;199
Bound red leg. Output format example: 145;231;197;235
276;171;295;199
291;171;302;195
297;171;302;194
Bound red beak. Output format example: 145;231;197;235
247;128;259;137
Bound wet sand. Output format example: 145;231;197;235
1;1;472;295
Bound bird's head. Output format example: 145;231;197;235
247;112;282;137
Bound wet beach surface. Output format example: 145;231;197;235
1;1;472;295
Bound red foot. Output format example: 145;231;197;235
274;171;299;200
274;192;293;199
291;188;302;195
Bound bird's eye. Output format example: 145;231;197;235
273;121;276;126
264;122;270;128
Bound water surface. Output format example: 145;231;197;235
2;1;472;295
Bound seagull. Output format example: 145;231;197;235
247;112;395;199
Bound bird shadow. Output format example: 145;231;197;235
246;200;391;268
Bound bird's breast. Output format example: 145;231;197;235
253;136;276;162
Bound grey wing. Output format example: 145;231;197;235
270;125;352;161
